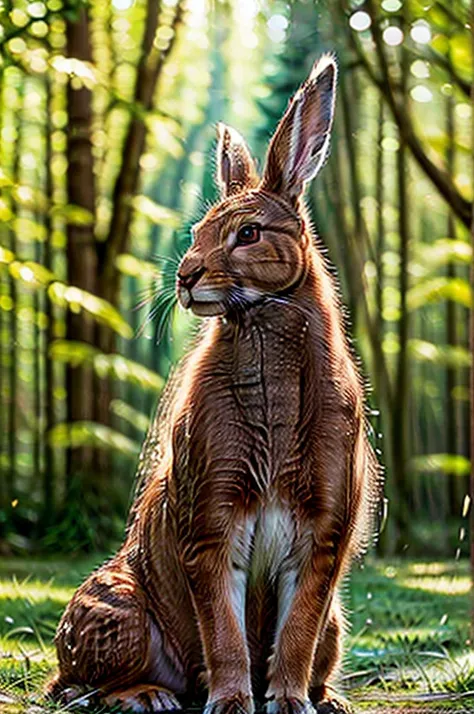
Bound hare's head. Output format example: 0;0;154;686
177;55;337;317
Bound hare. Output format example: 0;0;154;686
47;55;381;714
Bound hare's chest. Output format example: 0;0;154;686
228;320;306;484
232;321;304;424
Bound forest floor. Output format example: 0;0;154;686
0;556;471;714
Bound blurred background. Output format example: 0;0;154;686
0;0;471;558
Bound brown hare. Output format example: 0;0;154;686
47;55;381;714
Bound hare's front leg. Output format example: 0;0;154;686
266;437;361;714
266;531;340;714
182;499;253;714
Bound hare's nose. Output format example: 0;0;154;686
177;266;206;290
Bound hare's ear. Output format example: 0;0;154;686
261;55;337;201
216;123;259;198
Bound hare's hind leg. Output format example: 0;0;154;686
104;684;181;712
49;562;186;711
310;600;350;714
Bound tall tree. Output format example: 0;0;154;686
42;74;56;532
62;1;184;495
391;16;411;549
7;80;23;514
469;0;474;640
65;5;98;490
445;91;461;516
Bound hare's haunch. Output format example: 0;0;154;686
47;55;382;714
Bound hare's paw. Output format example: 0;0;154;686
44;678;95;707
104;684;182;712
315;696;352;714
266;697;316;714
204;693;254;714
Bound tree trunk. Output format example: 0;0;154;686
65;6;98;494
42;74;56;531
7;82;23;513
33;213;43;511
99;0;184;306
0;67;6;528
375;98;385;337
94;0;184;473
445;91;460;517
392;23;411;551
469;0;474;640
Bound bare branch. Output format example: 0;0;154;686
349;0;472;228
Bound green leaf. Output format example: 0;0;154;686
413;239;471;276
50;203;94;226
49;340;100;367
412;453;470;477
13;185;48;212
0;247;14;265
47;284;133;338
1;248;133;337
48;421;140;457
133;195;181;228
147;116;184;158
450;32;472;78
110;399;151;433
409;339;471;368
407;277;472;311
94;354;164;391
49;340;164;392
0;169;13;188
14;217;47;242
424;134;471;157
115;253;160;279
8;260;55;287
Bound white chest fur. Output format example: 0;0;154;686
229;503;299;639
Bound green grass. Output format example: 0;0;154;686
0;556;471;713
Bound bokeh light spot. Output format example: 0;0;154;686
383;26;404;46
27;2;47;18
410;21;431;44
267;14;288;43
381;0;402;10
410;85;433;103
349;11;371;31
381;137;399;152
8;38;27;54
410;60;430;79
455;103;471;120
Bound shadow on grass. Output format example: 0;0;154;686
0;557;471;713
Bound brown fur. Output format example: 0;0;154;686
47;56;381;714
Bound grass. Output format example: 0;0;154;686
0;556;471;713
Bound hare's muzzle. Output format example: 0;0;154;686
176;266;207;309
177;266;206;290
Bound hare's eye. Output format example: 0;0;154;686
236;224;260;246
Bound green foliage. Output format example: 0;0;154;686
132;196;181;228
115;253;160;279
110;399;151;434
412;453;471;478
49;340;164;391
0;252;133;336
50;203;94;226
48;421;140;457
47;284;134;338
407;277;471;311
409;340;471;368
413;239;472;277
